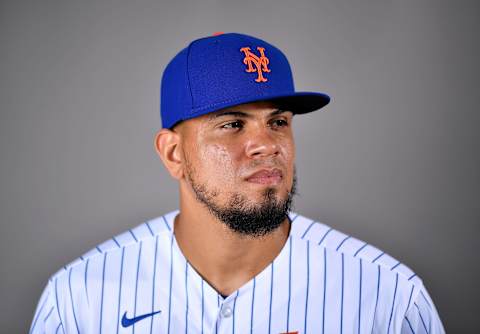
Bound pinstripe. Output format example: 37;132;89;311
96;246;103;254
322;248;327;334
116;248;125;334
55;322;62;334
54;278;64;333
370;266;381;334
340;253;345;334
304;240;310;334
390;261;401;271
146;221;155;236
85;259;90;306
201;279;205;334
415;302;429;334
405;316;416;334
150;236;159;334
185;262;189;334
318;228;332;246
336;236;351;251
406;285;415;311
286;236;293;331
162;215;172;231
250;277;256;334
372;252;384;263
167;235;174;334
408;273;417;281
99;253;107;334
358;259;363;334
44;306;54;322
387;273;399;334
113;237;121;248
354;243;368;257
301;221;316;239
29;290;50;334
68;267;80;334
268;263;274;334
420;290;432;309
133;242;143;334
129;229;138;242
232;290;240;334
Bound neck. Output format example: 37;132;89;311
174;184;290;297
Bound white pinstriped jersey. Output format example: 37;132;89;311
30;211;445;334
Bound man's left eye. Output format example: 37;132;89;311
271;119;288;127
222;121;243;129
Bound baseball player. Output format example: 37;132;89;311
30;32;445;333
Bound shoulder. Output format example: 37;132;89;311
49;210;178;282
288;212;445;330
30;211;178;333
289;211;420;283
288;211;429;315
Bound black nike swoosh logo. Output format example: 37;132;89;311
121;310;161;327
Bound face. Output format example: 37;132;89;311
177;101;297;236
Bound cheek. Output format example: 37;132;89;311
280;137;295;165
280;139;296;183
286;141;295;160
198;144;240;183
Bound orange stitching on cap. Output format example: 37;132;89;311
240;46;271;83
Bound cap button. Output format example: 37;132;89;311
212;31;224;36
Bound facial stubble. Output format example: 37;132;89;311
185;159;297;237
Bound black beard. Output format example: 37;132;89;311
187;168;297;238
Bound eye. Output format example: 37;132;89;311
270;118;289;128
221;120;244;130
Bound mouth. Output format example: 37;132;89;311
245;168;283;185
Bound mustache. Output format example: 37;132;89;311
239;158;292;179
243;157;284;170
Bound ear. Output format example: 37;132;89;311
154;129;184;180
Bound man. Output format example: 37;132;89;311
30;32;445;333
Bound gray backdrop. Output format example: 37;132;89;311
1;0;478;332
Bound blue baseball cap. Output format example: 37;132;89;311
160;32;330;129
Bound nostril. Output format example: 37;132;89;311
247;143;280;158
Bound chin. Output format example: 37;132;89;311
242;180;292;201
262;186;290;201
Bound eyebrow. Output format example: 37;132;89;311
208;108;290;121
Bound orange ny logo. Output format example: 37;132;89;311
240;46;271;82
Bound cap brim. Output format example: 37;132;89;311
266;92;331;114
172;91;331;129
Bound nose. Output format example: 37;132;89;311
245;127;280;158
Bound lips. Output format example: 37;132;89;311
246;168;283;185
